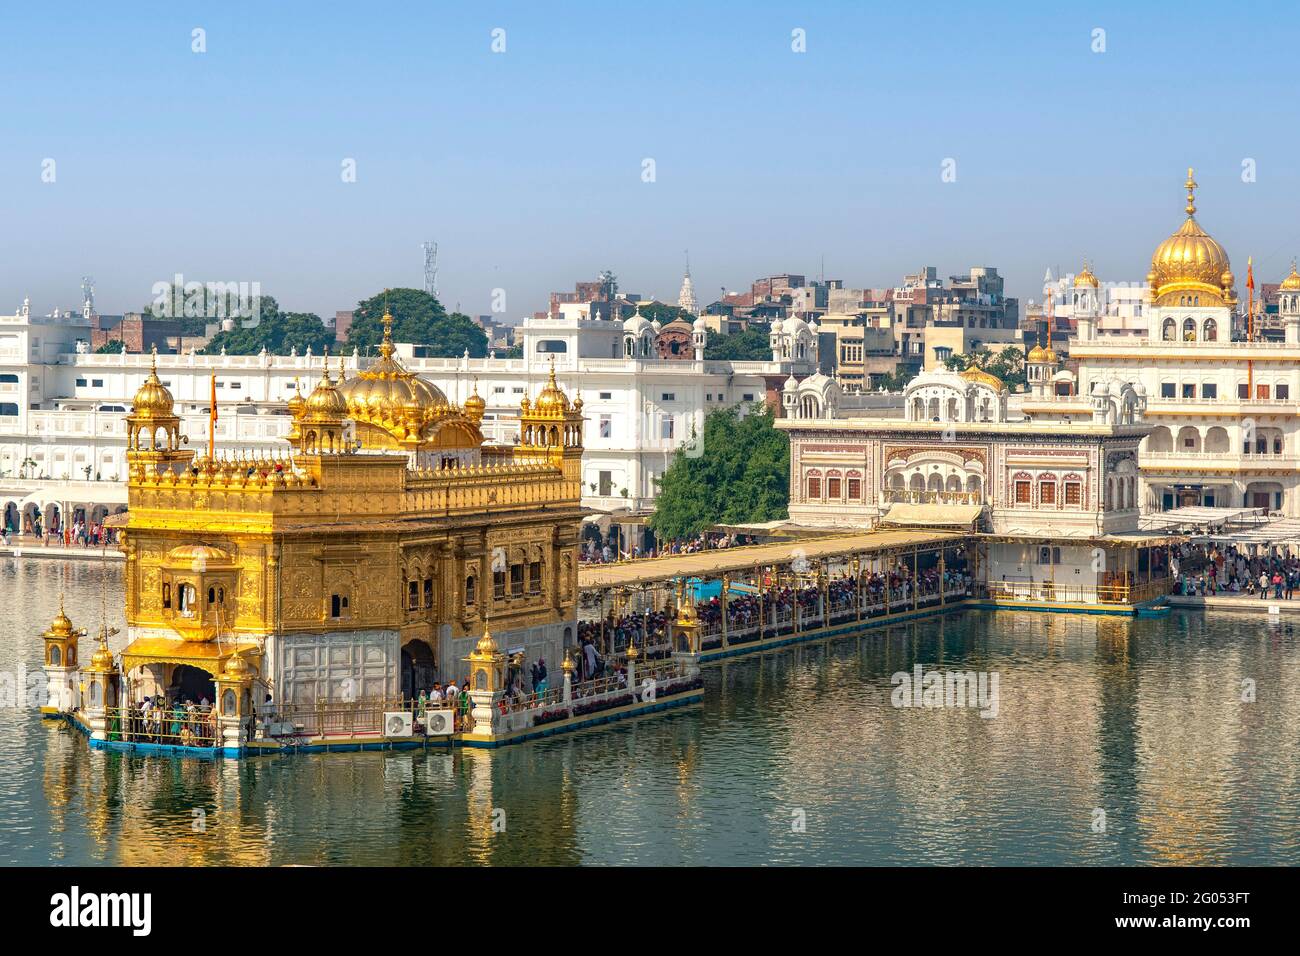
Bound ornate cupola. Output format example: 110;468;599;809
463;379;486;425
295;352;352;455
1280;260;1300;344
516;361;584;477
125;347;193;476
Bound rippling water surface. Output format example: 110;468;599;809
2;558;1298;865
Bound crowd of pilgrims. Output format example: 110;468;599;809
1173;540;1300;598
577;563;972;654
111;695;218;747
579;532;755;564
2;517;119;548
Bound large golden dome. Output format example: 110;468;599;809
1148;168;1235;308
131;348;176;419
336;311;452;445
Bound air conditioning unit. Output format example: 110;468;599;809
383;711;414;737
423;709;456;736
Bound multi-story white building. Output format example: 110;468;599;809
1023;168;1300;516
0;302;816;547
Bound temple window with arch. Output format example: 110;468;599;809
1038;477;1057;506
1013;473;1032;505
826;471;842;499
1162;317;1177;341
465;574;477;606
1182;317;1197;341
805;470;822;500
1203;317;1217;341
847;471;862;500
1063;474;1083;506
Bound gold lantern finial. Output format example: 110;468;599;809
1184;166;1197;217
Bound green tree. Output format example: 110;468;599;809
650;404;789;539
705;323;771;361
94;340;127;354
943;346;1025;390
201;307;334;356
635;302;695;324
876;365;918;391
345;287;487;357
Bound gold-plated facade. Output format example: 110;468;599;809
117;344;585;700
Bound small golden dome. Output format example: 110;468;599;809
90;627;114;669
287;378;305;417
463;380;486;423
1027;343;1057;364
44;599;74;640
1073;262;1099;288
530;364;571;414
473;626;501;657
222;653;251;679
1148;168;1234;306
131;348;176;419
960;366;1004;390
304;358;349;420
1281;260;1300;291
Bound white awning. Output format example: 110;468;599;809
880;503;983;529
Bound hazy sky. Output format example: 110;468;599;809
4;1;1300;321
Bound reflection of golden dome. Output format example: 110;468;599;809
531;364;571;414
131;348;175;419
336;310;451;442
1149;168;1235;307
960;366;1004;390
1280;261;1300;291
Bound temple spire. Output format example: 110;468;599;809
1184;166;1197;217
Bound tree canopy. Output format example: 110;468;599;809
344;287;487;358
202;306;335;355
650;403;789;540
705;324;771;361
634;302;694;325
943;345;1026;390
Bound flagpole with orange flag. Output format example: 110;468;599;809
1246;256;1255;396
208;372;218;461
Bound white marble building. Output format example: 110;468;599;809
0;302;816;544
1023;169;1300;516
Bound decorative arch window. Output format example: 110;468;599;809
162;582;172;609
806;470;822;499
48;645;61;666
1162;317;1177;341
1013;472;1032;505
826;471;842;499
1182;317;1197;341
1038;477;1057;506
847;471;862;500
1203;317;1217;341
1063;474;1083;506
465;574;477;606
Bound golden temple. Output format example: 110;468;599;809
113;315;586;710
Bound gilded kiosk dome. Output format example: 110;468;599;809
1280;261;1300;291
131;348;176;420
1148;168;1235;308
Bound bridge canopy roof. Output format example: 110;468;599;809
578;529;967;590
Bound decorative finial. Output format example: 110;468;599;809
149;344;158;373
1184;166;1197;217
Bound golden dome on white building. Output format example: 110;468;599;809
1147;168;1236;308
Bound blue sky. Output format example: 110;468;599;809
3;1;1299;320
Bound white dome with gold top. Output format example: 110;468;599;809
1147;168;1236;308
